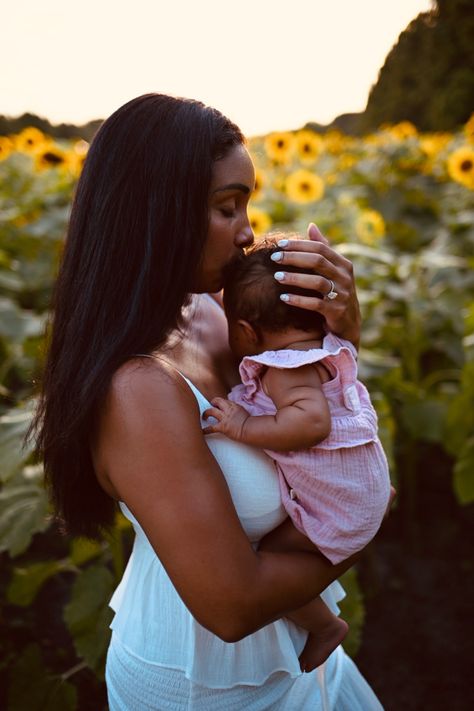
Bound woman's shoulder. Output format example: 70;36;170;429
106;356;200;428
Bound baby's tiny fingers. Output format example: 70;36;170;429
203;407;223;421
210;397;228;408
202;423;222;435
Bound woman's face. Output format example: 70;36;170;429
195;144;255;293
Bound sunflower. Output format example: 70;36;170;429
322;130;347;155
355;209;386;245
420;133;451;157
389;121;418;140
15;126;47;154
286;169;324;203
447;146;474;189
264;132;296;164
34;146;67;171
295;130;322;164
248;206;272;236
0;136;14;161
65;140;89;177
464;113;474;143
338;154;357;171
252;168;266;201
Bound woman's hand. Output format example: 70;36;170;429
270;223;361;349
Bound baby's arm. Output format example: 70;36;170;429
203;364;331;451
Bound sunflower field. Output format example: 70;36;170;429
0;117;473;709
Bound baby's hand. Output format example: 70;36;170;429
202;398;250;441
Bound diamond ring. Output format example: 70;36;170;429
325;279;338;300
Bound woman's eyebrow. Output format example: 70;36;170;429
212;183;251;195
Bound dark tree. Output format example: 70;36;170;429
362;0;474;132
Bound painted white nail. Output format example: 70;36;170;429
271;251;283;262
274;271;285;281
280;293;290;302
277;239;289;247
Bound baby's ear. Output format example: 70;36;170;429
237;319;260;345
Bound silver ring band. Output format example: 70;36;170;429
325;279;338;300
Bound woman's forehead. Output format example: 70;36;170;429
210;145;255;191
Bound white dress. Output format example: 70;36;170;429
106;375;384;710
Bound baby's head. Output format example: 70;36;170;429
223;236;325;359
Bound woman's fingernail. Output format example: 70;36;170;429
280;293;290;302
277;239;289;247
271;251;283;262
274;271;285;281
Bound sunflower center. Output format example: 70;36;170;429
460;159;473;172
277;140;285;149
43;152;63;165
301;182;310;192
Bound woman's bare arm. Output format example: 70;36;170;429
96;359;354;643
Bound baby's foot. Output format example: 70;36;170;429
299;618;349;672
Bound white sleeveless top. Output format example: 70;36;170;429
109;375;345;689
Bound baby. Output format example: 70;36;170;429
203;238;392;671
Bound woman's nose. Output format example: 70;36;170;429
236;221;254;249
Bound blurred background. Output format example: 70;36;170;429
0;1;473;709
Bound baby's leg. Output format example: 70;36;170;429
259;518;348;672
288;598;348;672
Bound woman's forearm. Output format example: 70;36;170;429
228;547;355;642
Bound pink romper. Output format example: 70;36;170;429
228;333;391;564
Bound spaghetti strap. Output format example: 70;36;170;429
131;354;206;403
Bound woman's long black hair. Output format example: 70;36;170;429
30;94;244;539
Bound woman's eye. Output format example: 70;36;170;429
220;208;236;218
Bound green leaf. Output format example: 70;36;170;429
453;437;474;505
338;567;365;658
7;559;69;606
400;398;447;443
0;405;35;482
0;476;49;556
8;644;77;711
0;296;45;342
338;242;395;264
445;361;474;455
63;563;114;674
70;537;104;566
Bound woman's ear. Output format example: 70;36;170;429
237;319;260;345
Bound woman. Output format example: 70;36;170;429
33;94;383;709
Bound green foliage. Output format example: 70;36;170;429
8;644;77;711
363;0;474;131
339;568;365;657
7;559;71;606
63;564;115;675
0;469;49;556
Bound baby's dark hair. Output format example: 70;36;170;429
223;237;325;336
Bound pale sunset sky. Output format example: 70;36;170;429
2;0;433;136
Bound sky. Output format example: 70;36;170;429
2;0;433;137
